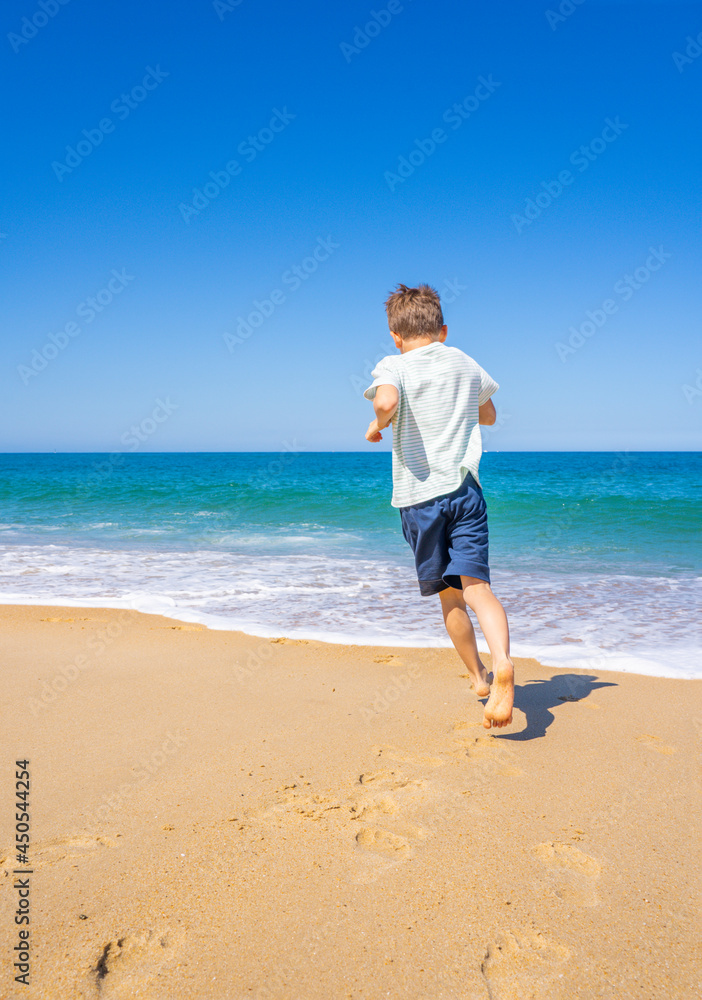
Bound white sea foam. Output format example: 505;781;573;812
0;543;700;680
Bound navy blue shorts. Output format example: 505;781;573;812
399;473;490;596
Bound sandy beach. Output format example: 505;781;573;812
1;603;700;999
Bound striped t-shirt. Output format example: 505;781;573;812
364;342;499;508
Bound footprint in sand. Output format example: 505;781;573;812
636;733;677;755
358;768;424;789
459;735;500;758
481;929;570;1000
352;814;429;883
239;742;524;872
261;789;343;824
373;654;402;664
351;768;430;869
532;841;601;877
533;841;602;907
89;927;184;999
240;770;425;828
354;827;413;860
233;766;431;875
449;730;524;779
348;794;398;822
354;770;429;815
372;736;520;773
21;835;116;870
235;781;364;830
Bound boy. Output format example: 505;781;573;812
364;283;514;730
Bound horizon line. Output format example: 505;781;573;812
1;449;700;456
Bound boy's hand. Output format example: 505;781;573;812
365;419;383;443
366;385;398;442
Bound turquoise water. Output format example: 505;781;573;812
0;452;700;677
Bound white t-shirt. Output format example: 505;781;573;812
364;342;499;508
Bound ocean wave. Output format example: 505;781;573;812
0;542;700;679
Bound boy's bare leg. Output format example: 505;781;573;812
439;587;491;697
460;576;514;729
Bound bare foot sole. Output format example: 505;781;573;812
482;660;514;729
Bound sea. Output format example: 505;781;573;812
0;452;700;680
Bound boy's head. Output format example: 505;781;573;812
384;284;445;345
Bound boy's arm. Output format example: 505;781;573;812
365;384;399;443
479;398;496;425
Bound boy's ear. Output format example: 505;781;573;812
390;330;403;350
439;325;448;342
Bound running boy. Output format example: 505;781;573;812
364;283;514;729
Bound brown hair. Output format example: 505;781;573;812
384;283;444;339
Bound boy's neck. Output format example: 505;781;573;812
391;326;448;354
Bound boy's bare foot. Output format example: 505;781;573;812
482;659;514;729
469;662;491;698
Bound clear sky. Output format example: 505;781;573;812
3;0;701;452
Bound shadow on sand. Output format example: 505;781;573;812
486;673;618;742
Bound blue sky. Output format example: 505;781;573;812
2;0;701;452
